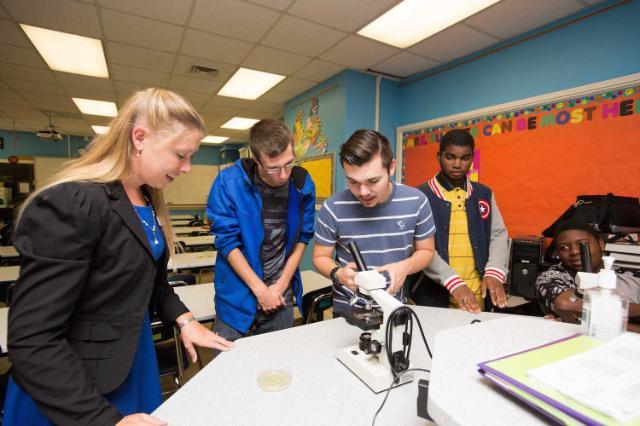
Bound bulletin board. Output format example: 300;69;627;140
398;74;640;237
298;152;335;202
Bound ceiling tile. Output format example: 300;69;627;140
293;59;344;82
0;97;32;108
9;119;41;131
54;72;114;92
246;0;294;11
319;35;399;70
408;24;500;63
0;63;57;83
258;90;291;104
272;77;316;95
1;106;47;120
30;101;79;114
0;86;24;99
208;95;258;110
371;52;440;78
107;41;176;73
97;0;194;25
0;19;31;48
20;92;71;104
0;44;47;68
113;80;150;97
189;0;280;43
63;86;117;102
181;29;254;64
465;0;584;40
261;15;346;56
287;0;401;32
177;90;213;106
172;56;236;82
242;46;311;75
241;100;282;114
0;118;30;131
0;6;7;18
110;64;170;87
101;8;184;52
168;74;221;94
201;104;241;117
3;0;102;38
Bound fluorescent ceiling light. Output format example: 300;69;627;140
201;135;229;145
91;125;109;135
218;68;286;100
20;24;109;78
221;117;260;130
72;98;118;117
358;0;502;48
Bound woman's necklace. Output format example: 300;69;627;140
136;195;159;245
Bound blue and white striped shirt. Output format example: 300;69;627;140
315;182;435;312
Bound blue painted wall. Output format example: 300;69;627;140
397;0;640;126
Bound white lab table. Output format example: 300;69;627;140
172;226;209;236
0;266;19;282
174;283;215;322
177;235;215;247
152;308;580;425
428;316;579;425
0;246;19;259
168;251;217;271
170;215;194;220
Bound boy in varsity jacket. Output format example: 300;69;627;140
413;129;509;313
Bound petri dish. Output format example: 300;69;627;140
257;369;292;392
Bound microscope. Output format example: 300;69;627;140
336;242;414;393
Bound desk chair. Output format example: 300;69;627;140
188;219;204;227
153;278;196;396
301;286;333;324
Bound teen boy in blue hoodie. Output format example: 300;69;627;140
207;119;315;351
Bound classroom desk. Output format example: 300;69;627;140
0;246;19;259
428;317;579;425
151;308;580;425
177;235;215;247
168;251;217;271
170;215;194;220
170;219;192;226
300;269;331;293
174;283;215;322
0;266;19;283
173;226;209;236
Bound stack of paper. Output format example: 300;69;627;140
478;333;640;425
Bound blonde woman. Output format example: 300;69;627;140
4;89;232;426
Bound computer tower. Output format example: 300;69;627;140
508;237;543;299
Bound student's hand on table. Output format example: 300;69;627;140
337;262;358;292
481;276;507;308
543;314;562;321
180;318;233;362
257;285;284;313
376;261;410;295
117;413;167;425
452;286;481;313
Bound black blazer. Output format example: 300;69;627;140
8;181;188;425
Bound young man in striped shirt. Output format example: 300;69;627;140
413;129;509;313
313;129;436;315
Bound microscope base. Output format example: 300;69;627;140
336;344;413;393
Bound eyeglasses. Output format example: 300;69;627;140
260;162;295;175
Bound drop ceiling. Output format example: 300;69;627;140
0;0;604;142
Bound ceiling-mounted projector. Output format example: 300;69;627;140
37;128;63;141
37;115;63;141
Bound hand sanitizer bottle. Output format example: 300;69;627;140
581;256;628;340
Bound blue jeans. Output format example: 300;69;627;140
213;289;294;357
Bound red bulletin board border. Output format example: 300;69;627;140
400;83;640;237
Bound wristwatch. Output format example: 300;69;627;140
330;266;341;285
177;316;196;329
